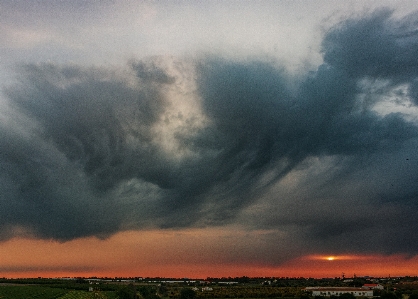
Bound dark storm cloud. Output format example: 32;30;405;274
0;62;175;240
1;9;418;259
302;9;418;250
7;63;169;192
237;9;418;258
322;9;418;79
322;8;418;105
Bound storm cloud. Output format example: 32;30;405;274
1;9;418;262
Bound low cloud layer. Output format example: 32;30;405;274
1;9;418;262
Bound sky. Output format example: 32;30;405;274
1;0;418;279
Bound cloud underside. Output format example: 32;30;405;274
1;9;418;261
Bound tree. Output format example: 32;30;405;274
118;284;138;299
339;293;356;299
139;286;156;299
179;288;197;299
158;283;168;297
380;291;398;299
300;294;311;299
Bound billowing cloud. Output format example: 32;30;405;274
1;8;418;267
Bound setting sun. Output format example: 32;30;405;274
327;256;335;261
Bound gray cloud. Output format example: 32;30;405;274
322;9;418;79
1;9;418;262
236;9;418;259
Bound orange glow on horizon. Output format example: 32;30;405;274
0;230;418;279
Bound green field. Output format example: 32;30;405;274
0;286;117;299
58;290;118;299
0;285;68;299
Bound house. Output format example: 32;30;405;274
305;287;373;297
362;284;384;290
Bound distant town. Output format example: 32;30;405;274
1;275;418;299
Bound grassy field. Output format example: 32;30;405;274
167;286;303;299
0;286;118;299
58;290;118;299
0;285;68;299
0;282;305;299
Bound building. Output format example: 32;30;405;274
306;287;373;297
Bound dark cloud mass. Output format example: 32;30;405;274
1;10;418;259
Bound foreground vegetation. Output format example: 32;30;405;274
0;284;117;299
1;276;418;299
0;285;68;299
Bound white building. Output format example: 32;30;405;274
306;287;373;297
